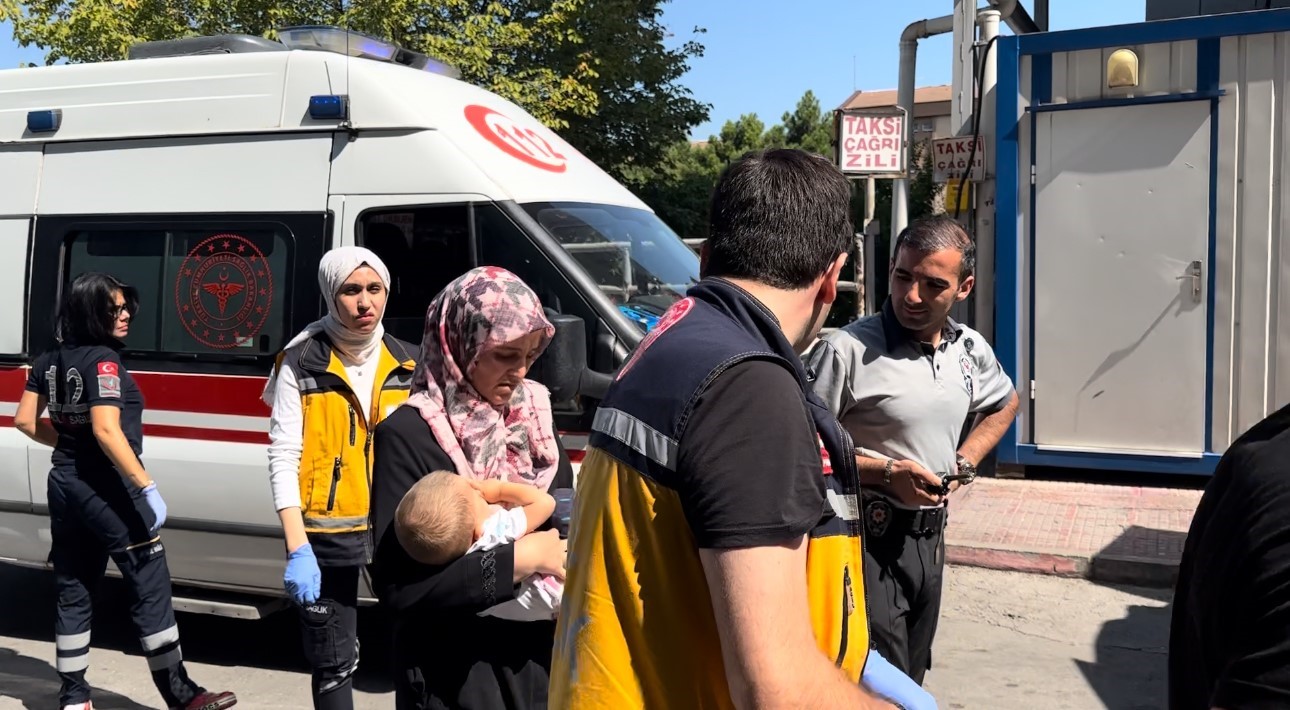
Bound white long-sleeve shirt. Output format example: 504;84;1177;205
267;359;379;512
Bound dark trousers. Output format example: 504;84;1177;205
48;466;203;709
298;565;360;710
861;494;947;685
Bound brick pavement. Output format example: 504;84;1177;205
943;477;1204;586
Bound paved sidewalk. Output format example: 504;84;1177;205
944;477;1204;587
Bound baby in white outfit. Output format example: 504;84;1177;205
394;471;563;621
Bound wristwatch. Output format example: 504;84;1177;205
883;458;894;486
956;454;977;484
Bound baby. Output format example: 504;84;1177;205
394;471;565;621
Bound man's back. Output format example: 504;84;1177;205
1169;403;1290;708
551;280;870;708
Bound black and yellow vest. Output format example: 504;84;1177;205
551;278;870;708
276;332;417;565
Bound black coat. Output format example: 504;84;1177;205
369;405;573;710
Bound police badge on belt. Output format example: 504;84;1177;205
865;498;893;538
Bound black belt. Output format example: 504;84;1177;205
862;492;946;539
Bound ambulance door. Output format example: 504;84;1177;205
0;217;43;566
0;144;43;567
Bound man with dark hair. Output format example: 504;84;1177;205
806;214;1020;685
551;149;903;708
1169;403;1290;709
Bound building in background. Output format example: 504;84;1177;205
836;84;953;147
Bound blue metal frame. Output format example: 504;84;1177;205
995;9;1290;475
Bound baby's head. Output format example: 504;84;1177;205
394;471;492;566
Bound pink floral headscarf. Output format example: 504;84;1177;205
405;267;560;491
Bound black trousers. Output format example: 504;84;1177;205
298;565;360;710
861;494;947;686
48;466;203;709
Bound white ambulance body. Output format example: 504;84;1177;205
0;28;697;614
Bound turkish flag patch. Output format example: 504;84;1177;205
96;361;121;398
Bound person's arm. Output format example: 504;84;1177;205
266;362;308;553
853;452;943;506
370;411;565;615
14;391;56;448
957;390;1020;467
89;405;149;488
474;480;556;535
700;541;896;710
957;336;1021;469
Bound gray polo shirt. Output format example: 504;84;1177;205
806;301;1014;505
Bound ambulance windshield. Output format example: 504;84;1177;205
523;202;700;332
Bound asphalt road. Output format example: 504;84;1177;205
0;563;1170;709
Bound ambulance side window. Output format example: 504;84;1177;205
358;205;472;344
28;214;327;375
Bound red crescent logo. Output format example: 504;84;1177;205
464;104;568;173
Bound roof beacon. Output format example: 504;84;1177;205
276;26;461;79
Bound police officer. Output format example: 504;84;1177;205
15;272;237;710
806;215;1020;685
263;246;417;710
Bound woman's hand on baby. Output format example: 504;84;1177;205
514;529;567;581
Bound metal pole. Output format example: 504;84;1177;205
863;176;876;316
975;9;1000;341
1035;0;1049;32
951;0;977;136
892;13;954;248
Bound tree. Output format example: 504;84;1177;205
0;0;706;145
541;0;709;179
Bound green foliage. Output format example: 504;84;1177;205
632;89;943;242
0;0;707;154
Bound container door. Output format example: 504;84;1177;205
1032;100;1210;455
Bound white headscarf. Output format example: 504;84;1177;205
261;246;392;405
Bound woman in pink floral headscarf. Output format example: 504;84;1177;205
368;266;573;710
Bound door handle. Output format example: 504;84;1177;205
1176;260;1202;302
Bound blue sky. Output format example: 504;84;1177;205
1;1;1146;139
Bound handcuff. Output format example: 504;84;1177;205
911;455;977;497
937;454;977;495
886;455;977;496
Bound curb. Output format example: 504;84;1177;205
946;543;1179;588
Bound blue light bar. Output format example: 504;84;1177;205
27;109;63;133
308;95;348;120
277;25;461;79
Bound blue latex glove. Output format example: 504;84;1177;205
285;543;321;605
862;649;938;710
140;482;167;533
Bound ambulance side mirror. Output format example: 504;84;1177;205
531;313;612;402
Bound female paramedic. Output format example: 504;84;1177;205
262;246;417;710
15;272;238;710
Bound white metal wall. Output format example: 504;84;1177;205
1214;32;1290;447
1017;33;1290;453
1050;40;1199;103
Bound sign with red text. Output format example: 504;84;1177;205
932;136;985;183
836;108;907;177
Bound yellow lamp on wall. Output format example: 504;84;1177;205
1107;48;1140;89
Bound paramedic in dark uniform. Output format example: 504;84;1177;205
14;272;237;710
806;215;1020;685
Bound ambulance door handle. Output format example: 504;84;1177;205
1177;260;1202;303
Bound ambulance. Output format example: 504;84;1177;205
0;26;699;615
